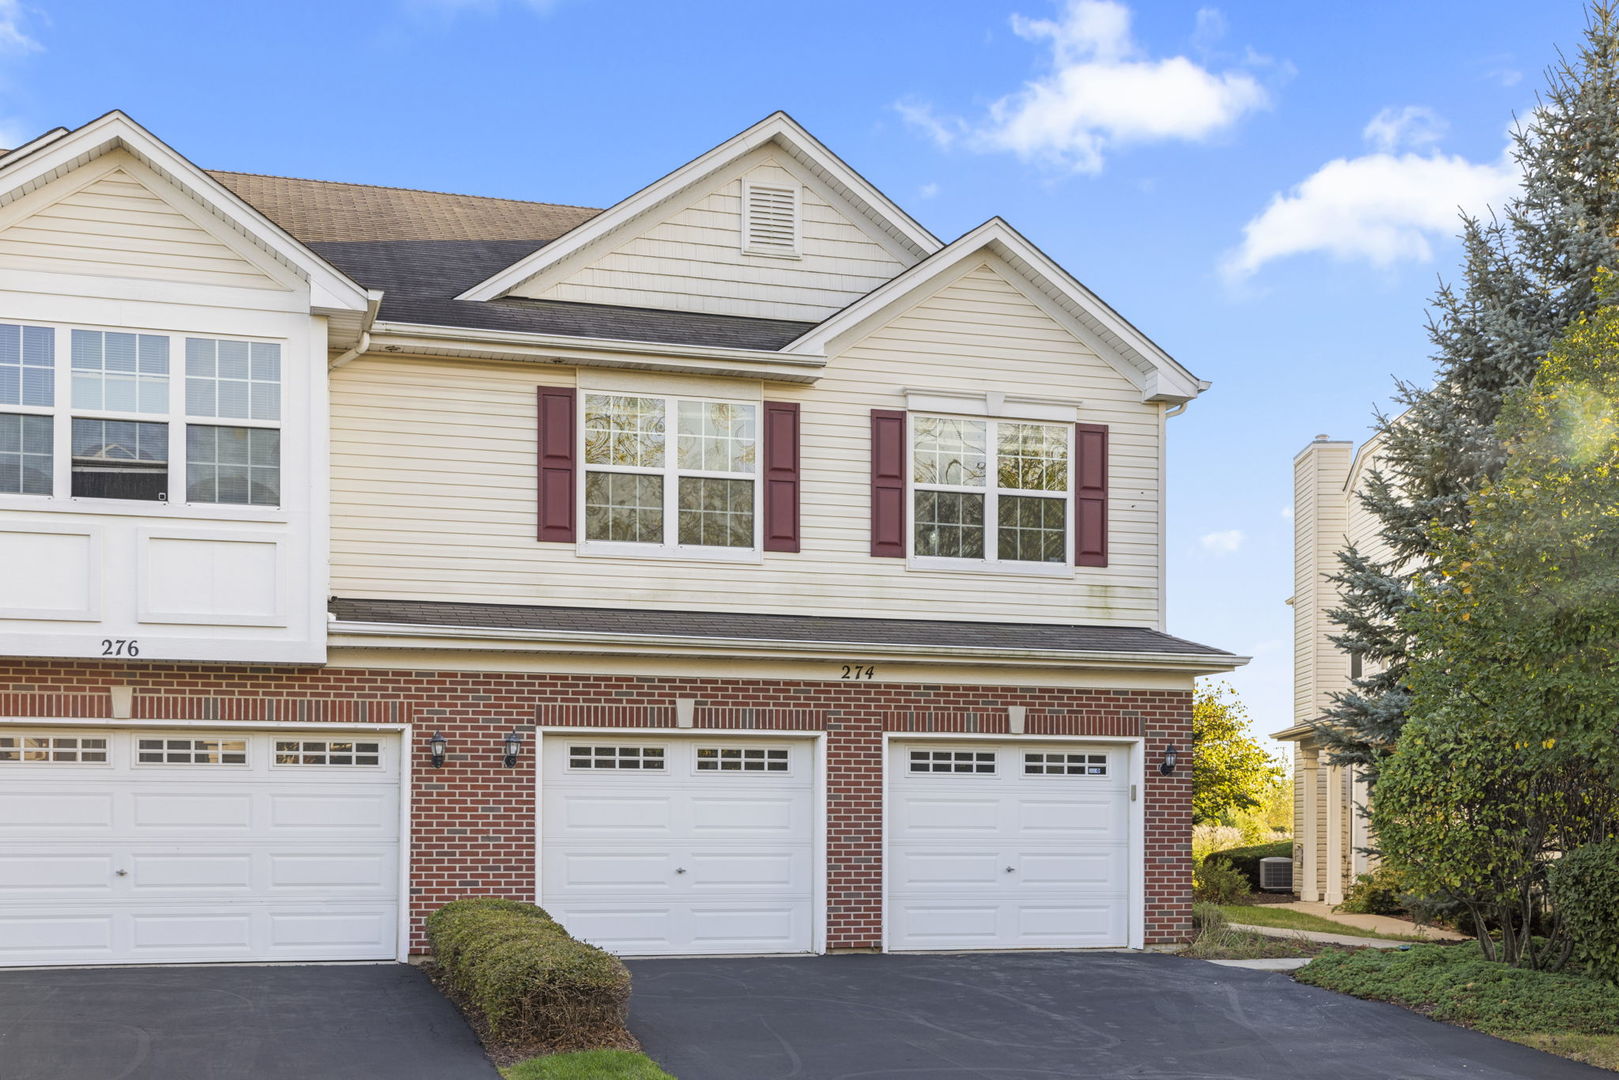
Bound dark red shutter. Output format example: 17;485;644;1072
762;401;800;552
1075;422;1108;567
536;386;577;543
870;409;906;558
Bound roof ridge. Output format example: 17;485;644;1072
206;167;602;213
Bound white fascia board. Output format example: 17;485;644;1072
786;218;1207;406
329;619;1249;674
0;111;370;320
368;321;827;383
455;111;942;302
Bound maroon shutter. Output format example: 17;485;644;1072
870;409;906;558
762;401;800;552
536;387;577;542
1075;422;1108;567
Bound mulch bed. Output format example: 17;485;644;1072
422;961;642;1069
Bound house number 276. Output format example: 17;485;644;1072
840;664;875;680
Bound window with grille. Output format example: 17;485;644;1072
568;745;666;770
1024;751;1109;776
274;739;381;766
909;749;996;774
136;737;248;765
912;416;1072;566
696;746;790;772
582;393;757;554
742;183;798;256
0;734;108;763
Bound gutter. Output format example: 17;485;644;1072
328;618;1249;673
328;289;384;370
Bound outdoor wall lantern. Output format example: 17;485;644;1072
428;730;448;769
503;730;524;769
1160;745;1179;776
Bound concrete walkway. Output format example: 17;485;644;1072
1229;921;1413;949
1276;900;1469;941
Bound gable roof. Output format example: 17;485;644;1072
453;111;943;303
0;112;371;326
786;218;1207;404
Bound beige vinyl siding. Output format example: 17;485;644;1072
1291;440;1352;726
330;260;1162;626
509;152;910;322
0;154;283;291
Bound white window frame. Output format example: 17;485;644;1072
0;320;286;513
907;413;1074;577
693;744;795;775
577;391;764;563
740;181;801;259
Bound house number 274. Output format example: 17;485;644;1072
840;664;875;680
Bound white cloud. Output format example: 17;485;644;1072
1362;105;1446;153
1280;505;1293;520
0;0;40;54
918;182;940;199
1200;529;1245;554
897;1;1270;174
1223;108;1519;280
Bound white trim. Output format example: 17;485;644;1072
457;112;939;302
0;522;102;620
0;716;414;963
534;725;827;956
880;731;1146;952
784;221;1205;405
903;389;1079;424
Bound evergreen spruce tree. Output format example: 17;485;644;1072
1316;3;1619;772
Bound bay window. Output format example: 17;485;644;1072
582;393;758;555
912;415;1071;567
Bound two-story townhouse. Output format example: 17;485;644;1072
1274;432;1388;903
0;111;1241;967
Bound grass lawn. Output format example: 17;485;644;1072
1219;904;1428;941
1180;924;1337;960
500;1049;675;1080
1296;945;1619;1072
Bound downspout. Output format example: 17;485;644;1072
329;289;384;370
1162;380;1211;419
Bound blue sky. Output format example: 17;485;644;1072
0;0;1594;745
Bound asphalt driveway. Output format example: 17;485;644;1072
628;952;1613;1080
0;963;497;1080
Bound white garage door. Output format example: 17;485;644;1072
540;736;814;956
887;741;1130;951
0;727;402;967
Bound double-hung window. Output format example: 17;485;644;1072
0;322;282;507
581;393;759;556
911;415;1071;568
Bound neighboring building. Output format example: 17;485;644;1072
1274;431;1389;903
0;111;1241;967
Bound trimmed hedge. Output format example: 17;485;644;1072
426;899;631;1048
1204;839;1291;888
1550;840;1619;984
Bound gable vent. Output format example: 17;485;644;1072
743;182;799;257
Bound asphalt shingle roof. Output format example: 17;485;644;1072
329;597;1236;659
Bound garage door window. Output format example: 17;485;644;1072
0;733;108;763
136;737;248;765
568;745;666;770
274;739;381;766
1024;751;1109;776
908;749;996;774
696;746;790;773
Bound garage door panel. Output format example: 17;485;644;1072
688;905;805;951
688;794;805;834
553;794;673;835
890;849;1004;887
0;729;402;967
897;796;1000;833
686;850;806;889
1014;903;1124;943
551;906;674;951
547;850;675;891
1016;795;1122;835
892;903;1000;947
1017;851;1122;887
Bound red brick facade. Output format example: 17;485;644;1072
0;658;1194;950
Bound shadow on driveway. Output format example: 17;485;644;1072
628;951;1612;1080
0;963;497;1080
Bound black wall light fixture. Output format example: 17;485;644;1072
428;730;448;769
1159;745;1179;776
503;730;524;768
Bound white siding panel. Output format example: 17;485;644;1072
511;154;909;322
331;262;1162;626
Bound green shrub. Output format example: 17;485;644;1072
1191;901;1227;933
1338;866;1408;915
1297;943;1619;1035
1551;840;1619;984
426;898;631;1048
1204;839;1291;889
1193;857;1251;904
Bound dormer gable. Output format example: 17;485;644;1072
457;113;941;323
